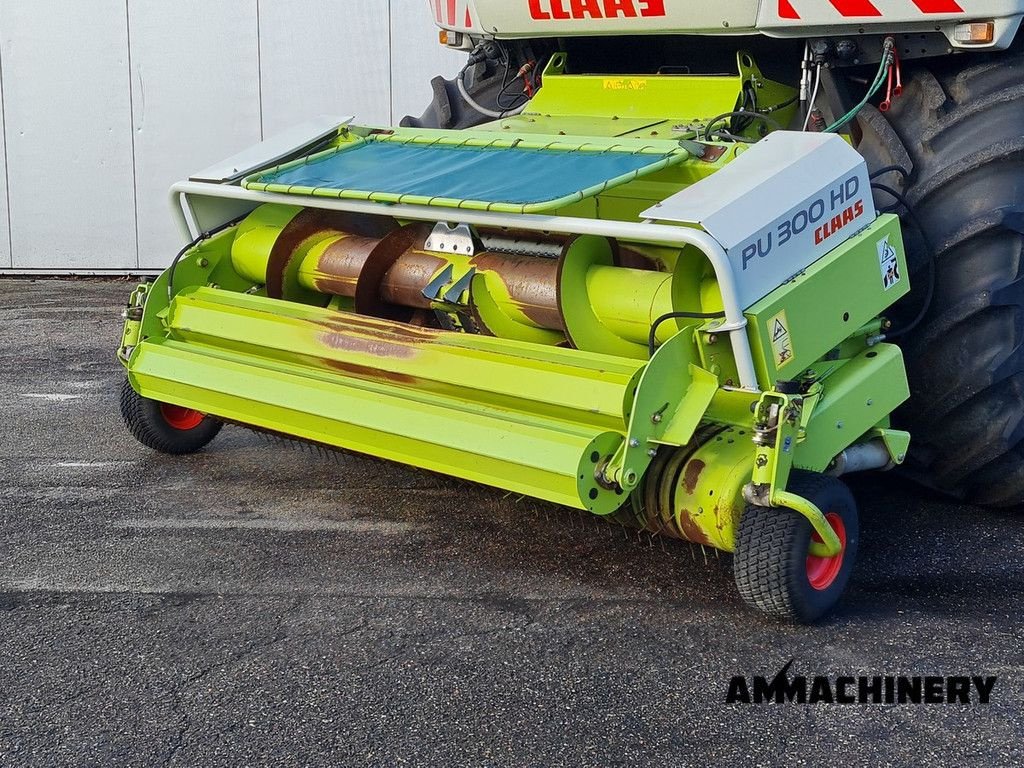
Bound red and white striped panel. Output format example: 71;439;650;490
778;0;967;19
427;0;477;30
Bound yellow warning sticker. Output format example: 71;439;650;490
603;78;648;91
769;310;795;370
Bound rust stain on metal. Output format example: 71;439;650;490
699;145;728;163
309;234;382;297
469;251;556;276
405;309;437;328
317;330;418;360
683;458;706;494
379;251;451;309
514;300;562;331
312;323;441;365
627;429;732;545
266;210;328;299
316;312;442;344
712;501;736;536
481;226;569;249
675;508;713;546
266;210;396;300
617;247;662;271
470;251;562;330
355;223;434;321
322;357;418;385
468;300;496;337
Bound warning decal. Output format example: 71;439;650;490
878;235;902;290
769;310;795;369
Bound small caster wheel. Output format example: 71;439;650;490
119;377;222;455
733;471;858;623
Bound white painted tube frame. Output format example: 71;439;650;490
169;181;760;391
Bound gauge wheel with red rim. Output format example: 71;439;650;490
733;471;859;624
119;377;222;455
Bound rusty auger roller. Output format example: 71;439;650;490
229;205;685;358
120;116;913;623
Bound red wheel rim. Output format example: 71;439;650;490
805;512;847;591
159;403;205;431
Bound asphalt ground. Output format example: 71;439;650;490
0;279;1022;766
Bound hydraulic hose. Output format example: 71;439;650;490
167;215;247;303
457;68;528;120
869;181;936;340
824;39;895;134
648;311;727;358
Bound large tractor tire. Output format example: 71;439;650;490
864;52;1024;507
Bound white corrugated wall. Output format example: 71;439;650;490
0;0;463;272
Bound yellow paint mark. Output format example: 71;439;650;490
603;79;648;92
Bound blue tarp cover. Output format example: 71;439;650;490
246;139;681;209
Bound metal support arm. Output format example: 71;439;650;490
169;180;760;392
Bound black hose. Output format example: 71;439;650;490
167;216;247;304
707;130;756;144
648;311;726;358
870;182;936;339
495;51;523;111
763;95;798;114
869;165;910;182
702;111;782;141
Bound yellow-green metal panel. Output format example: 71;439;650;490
130;339;620;511
167;288;641;430
527;69;745;121
744;215;909;384
795;344;911;472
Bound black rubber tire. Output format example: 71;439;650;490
119;377;222;455
734;471;859;624
875;52;1024;506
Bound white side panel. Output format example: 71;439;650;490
391;0;466;124
1;1;137;270
646;132;873;310
129;0;261;269
190;116;352;183
0;51;10;269
259;0;392;135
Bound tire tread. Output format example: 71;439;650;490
880;52;1024;506
119;377;221;455
734;472;857;623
